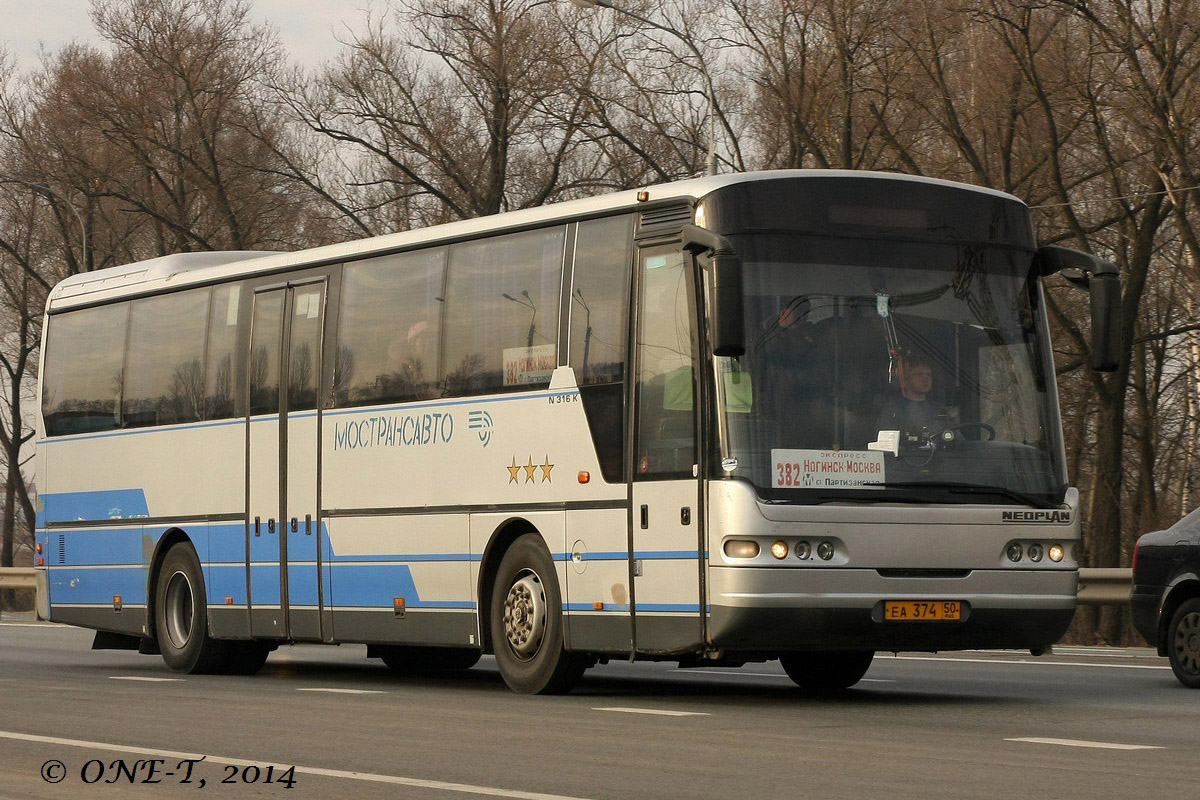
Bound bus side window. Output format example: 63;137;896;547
570;215;633;483
123;289;210;428
42;303;130;436
634;250;697;478
336;248;446;408
442;227;564;396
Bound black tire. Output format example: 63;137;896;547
377;645;481;673
1167;598;1200;688
779;651;874;691
489;534;587;694
224;641;272;675
154;542;230;673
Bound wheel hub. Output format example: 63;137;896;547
503;571;546;660
1174;612;1200;673
163;570;194;650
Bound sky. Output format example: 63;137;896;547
2;0;378;70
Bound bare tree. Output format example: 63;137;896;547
277;0;602;232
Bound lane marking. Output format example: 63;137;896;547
109;676;184;683
879;654;1171;671
296;688;386;695
0;730;596;800
1007;737;1164;751
593;707;710;717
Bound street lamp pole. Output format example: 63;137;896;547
502;290;538;349
569;0;718;177
0;176;88;269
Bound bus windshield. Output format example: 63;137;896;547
717;233;1066;506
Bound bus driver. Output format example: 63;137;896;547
876;356;942;432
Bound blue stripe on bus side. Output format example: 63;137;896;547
47;566;148;605
43;509;702;612
323;563;474;609
40;490;150;526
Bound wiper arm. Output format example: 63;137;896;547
862;481;1058;509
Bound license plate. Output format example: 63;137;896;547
884;601;962;621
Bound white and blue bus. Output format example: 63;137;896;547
34;170;1120;693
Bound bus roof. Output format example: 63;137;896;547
46;169;1026;311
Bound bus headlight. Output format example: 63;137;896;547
723;539;760;559
1006;544;1023;563
1048;544;1064;563
795;541;812;560
817;541;835;561
770;541;789;560
1028;543;1043;562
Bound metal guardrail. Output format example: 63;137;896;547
0;566;1137;615
1076;567;1133;606
0;567;39;618
0;567;36;591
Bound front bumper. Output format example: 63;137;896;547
708;566;1077;652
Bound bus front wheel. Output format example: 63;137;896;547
489;534;587;694
779;651;874;691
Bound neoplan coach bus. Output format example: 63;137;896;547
34;170;1121;693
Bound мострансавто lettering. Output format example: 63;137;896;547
333;413;454;451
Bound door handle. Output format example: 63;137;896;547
254;516;261;537
290;517;299;533
305;514;313;535
267;518;276;534
640;504;649;529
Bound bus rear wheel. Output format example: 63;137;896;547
489;534;587;694
779;651;874;691
155;542;267;675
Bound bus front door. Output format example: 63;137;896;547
246;280;328;641
629;246;705;653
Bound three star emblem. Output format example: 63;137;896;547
507;455;553;484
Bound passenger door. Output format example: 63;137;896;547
629;245;704;652
246;279;328;641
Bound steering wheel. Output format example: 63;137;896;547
940;421;996;442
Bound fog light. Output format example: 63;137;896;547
817;541;835;561
1028;543;1043;562
1007;544;1023;562
770;541;789;560
795;540;812;560
723;539;760;559
1048;544;1064;563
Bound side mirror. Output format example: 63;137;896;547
681;224;745;358
1089;274;1120;372
1034;245;1122;373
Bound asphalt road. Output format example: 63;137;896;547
1;617;1195;800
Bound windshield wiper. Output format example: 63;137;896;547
862;481;1058;509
